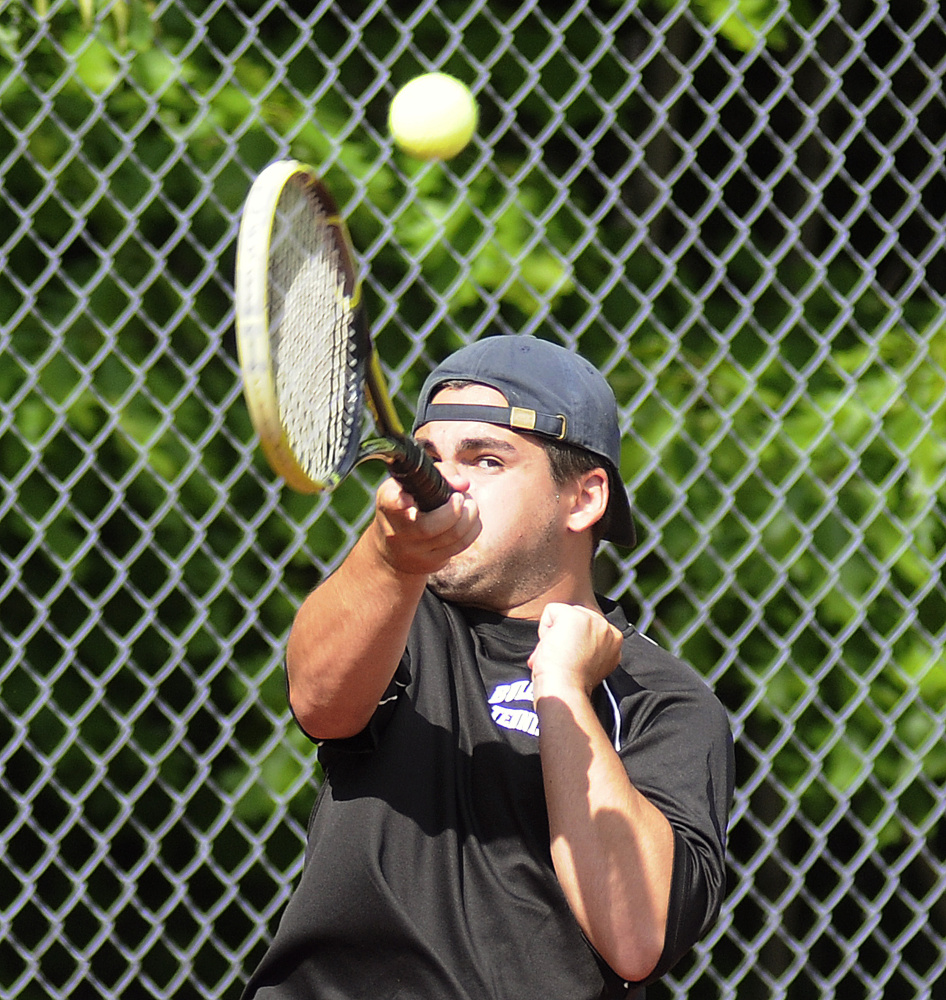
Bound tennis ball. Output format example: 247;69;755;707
388;73;478;161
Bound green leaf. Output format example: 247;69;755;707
65;33;120;93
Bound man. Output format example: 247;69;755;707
243;335;734;999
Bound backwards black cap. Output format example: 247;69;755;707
414;335;636;548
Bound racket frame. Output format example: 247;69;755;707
234;160;452;510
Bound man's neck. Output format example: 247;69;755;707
478;575;601;621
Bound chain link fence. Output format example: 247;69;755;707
1;1;944;997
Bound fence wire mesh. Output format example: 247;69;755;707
1;1;945;997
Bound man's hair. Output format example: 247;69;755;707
427;379;612;547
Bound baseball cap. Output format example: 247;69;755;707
413;335;636;548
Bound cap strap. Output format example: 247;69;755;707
419;404;567;440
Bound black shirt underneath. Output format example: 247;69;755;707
242;591;733;1000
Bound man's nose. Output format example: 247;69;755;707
435;458;468;491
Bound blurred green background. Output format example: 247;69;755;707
1;1;944;997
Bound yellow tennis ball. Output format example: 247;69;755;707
388;73;478;161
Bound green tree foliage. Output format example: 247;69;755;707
1;1;943;995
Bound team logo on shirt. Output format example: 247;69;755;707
488;679;539;737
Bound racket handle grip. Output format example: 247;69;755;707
389;436;454;511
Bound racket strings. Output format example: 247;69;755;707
268;183;361;482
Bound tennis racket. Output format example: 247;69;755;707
234;160;453;511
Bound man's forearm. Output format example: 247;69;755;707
536;685;674;984
287;477;476;740
286;523;427;740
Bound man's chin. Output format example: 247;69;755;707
428;573;475;603
429;565;494;607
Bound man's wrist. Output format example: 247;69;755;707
367;517;432;581
532;674;595;708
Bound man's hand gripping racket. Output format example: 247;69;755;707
234;160;453;511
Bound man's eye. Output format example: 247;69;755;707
475;456;503;470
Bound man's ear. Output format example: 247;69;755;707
565;468;609;535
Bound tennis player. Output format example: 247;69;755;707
242;335;734;999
